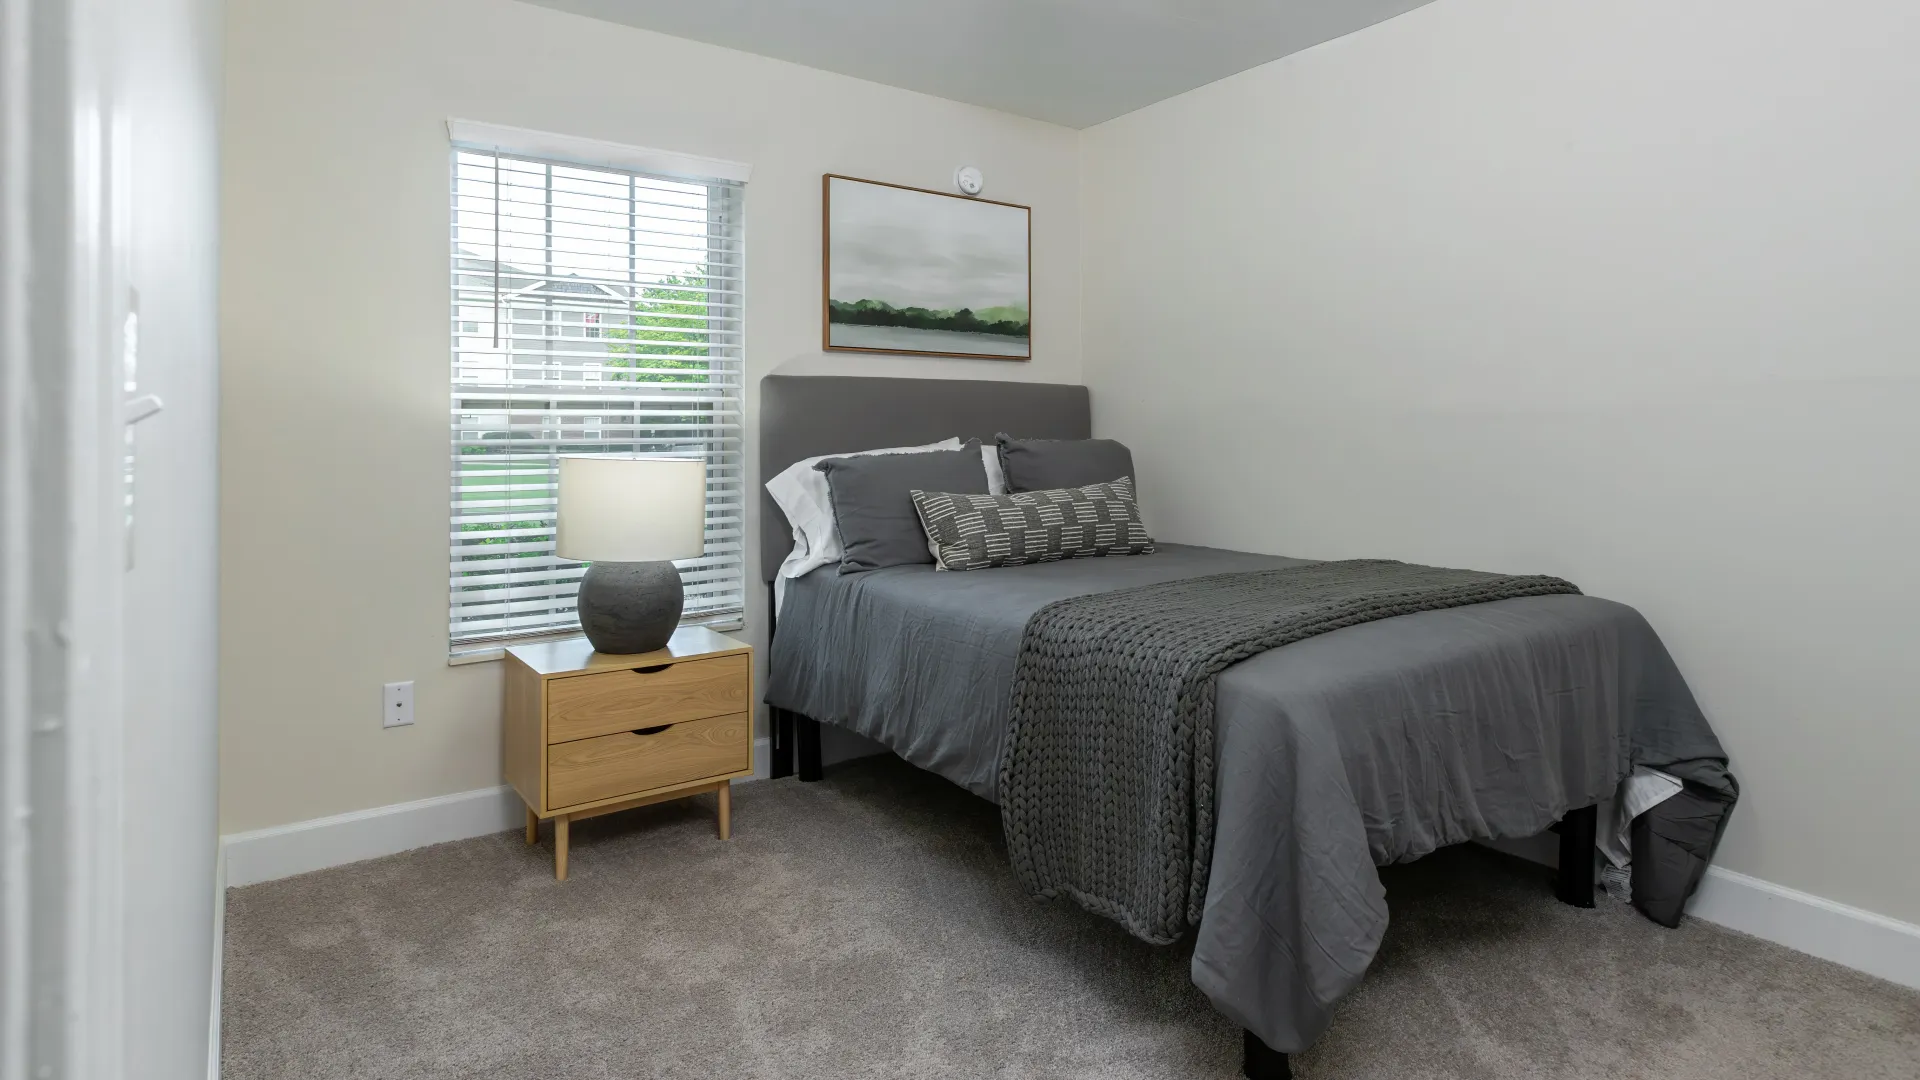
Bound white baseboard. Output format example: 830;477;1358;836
1475;837;1920;991
222;737;770;888
1687;866;1920;991
222;785;524;887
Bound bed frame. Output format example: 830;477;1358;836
757;373;1599;1080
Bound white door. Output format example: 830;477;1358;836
0;1;222;1078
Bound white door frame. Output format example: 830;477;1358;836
1;0;132;1077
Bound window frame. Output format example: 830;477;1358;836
445;124;750;661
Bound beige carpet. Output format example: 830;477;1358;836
222;756;1919;1079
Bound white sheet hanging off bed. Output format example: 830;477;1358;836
1598;766;1685;902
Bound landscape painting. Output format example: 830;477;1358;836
824;175;1030;360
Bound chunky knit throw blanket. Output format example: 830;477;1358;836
998;559;1582;944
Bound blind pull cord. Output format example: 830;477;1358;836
491;148;501;349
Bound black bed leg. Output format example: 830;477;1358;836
1556;803;1598;908
1242;1030;1292;1079
769;707;795;780
796;714;822;782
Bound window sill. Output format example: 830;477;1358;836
448;615;747;667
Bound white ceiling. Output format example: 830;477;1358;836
519;0;1438;128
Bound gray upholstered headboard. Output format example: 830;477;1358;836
758;375;1092;581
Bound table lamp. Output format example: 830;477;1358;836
555;456;706;655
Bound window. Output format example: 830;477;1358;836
448;139;745;649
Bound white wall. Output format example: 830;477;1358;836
123;0;224;1074
1083;0;1920;922
219;0;1082;833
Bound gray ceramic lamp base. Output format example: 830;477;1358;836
576;561;684;655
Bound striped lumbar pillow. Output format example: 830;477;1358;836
909;477;1155;572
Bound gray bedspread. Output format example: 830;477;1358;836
765;544;1731;1053
1001;561;1583;946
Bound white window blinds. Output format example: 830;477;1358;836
449;147;745;648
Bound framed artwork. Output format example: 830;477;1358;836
822;174;1031;361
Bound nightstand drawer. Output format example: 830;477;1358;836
546;654;750;744
546;712;750;809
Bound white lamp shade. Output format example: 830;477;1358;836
555;457;706;563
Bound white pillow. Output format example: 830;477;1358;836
980;443;1007;496
768;438;961;608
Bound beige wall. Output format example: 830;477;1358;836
1082;0;1920;921
219;0;1082;832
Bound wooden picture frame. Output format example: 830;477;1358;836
822;174;1032;362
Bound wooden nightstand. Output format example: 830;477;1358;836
503;626;753;880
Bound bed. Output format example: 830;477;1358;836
757;375;1735;1079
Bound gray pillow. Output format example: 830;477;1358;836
995;434;1136;494
816;440;990;573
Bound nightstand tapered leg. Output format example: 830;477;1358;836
717;782;732;841
554;815;569;880
524;806;538;845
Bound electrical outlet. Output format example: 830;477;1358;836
383;681;414;728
